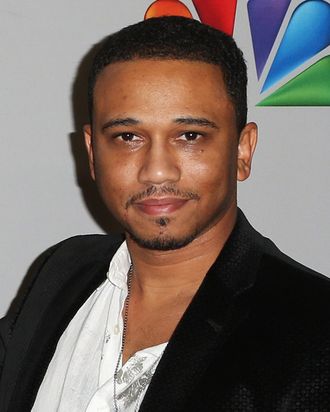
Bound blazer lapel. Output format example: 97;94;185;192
1;236;120;412
140;210;264;411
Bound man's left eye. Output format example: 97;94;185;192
178;132;202;141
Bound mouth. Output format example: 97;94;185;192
133;197;190;215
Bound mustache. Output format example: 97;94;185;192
125;185;200;208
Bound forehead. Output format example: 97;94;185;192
93;59;234;122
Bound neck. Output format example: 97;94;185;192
126;205;237;301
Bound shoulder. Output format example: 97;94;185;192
0;234;123;354
258;237;330;299
232;210;330;300
250;237;330;343
10;232;124;304
237;225;330;342
44;233;124;259
12;233;124;296
27;234;124;275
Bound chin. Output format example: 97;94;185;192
127;231;198;251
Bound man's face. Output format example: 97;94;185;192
85;59;256;250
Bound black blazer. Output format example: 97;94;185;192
1;210;330;411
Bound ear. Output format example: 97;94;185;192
83;124;96;181
237;122;258;182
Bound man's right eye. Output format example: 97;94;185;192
115;132;139;142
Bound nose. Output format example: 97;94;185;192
138;140;180;185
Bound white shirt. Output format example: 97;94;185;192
32;241;167;412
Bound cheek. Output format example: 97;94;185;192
183;149;235;191
94;155;133;204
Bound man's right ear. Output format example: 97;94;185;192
83;124;96;181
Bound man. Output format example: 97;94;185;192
0;16;329;412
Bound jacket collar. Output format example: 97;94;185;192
140;209;265;411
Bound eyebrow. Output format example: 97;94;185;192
174;117;219;129
101;117;140;131
101;116;219;131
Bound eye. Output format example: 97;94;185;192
177;131;202;141
115;132;141;142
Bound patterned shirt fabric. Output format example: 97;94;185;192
32;241;167;412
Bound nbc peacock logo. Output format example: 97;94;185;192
145;0;330;106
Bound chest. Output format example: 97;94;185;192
122;299;189;364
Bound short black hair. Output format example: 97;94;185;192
88;16;247;132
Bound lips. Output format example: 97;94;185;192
134;197;189;215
